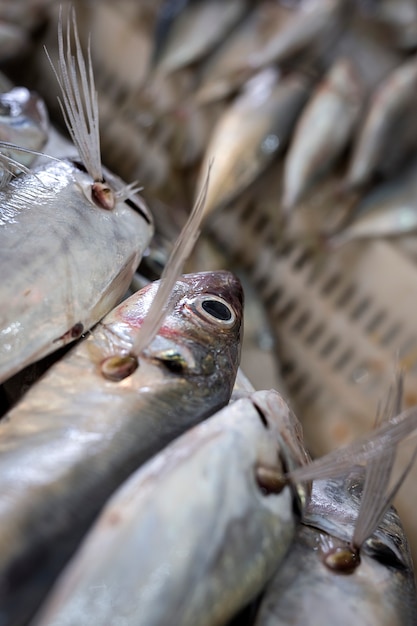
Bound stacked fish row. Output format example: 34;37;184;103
1;2;417;625
21;0;417;573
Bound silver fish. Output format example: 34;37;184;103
329;157;417;247
195;2;293;105
0;12;154;383
0;87;49;165
31;389;309;626
254;477;417;626
153;0;248;76
283;58;363;212
0;270;243;626
0;157;153;384
196;68;309;219
248;0;347;71
255;379;417;625
346;55;417;190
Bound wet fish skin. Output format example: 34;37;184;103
197;69;309;219
0;270;243;626
253;477;417;626
346;55;417;190
283;57;363;212
0;157;153;384
32;389;309;626
0;87;49;166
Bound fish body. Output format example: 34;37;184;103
330;157;417;246
197;69;309;219
254;476;417;626
346;55;417;189
283;58;363;212
195;3;292;104
0;157;153;384
0;87;49;165
0;270;243;626
32;389;309;626
153;0;248;75
248;0;347;71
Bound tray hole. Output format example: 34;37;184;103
333;348;355;372
277;240;295;257
305;322;325;346
365;310;387;334
253;214;269;234
335;284;356;308
291;310;311;333
292;249;312;270
254;274;269;293
264;287;283;310
319;335;339;358
281;360;295;377
276;299;297;322
289;373;307;395
350;297;371;321
321;273;342;296
380;323;402;347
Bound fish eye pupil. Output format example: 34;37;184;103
201;299;232;321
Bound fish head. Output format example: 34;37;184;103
250;389;312;516
108;270;244;409
146;270;243;394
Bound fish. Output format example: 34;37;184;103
254;376;417;626
363;0;417;51
195;2;293;105
152;0;248;76
328;156;417;247
0;268;243;626
283;58;363;212
0;11;154;384
196;68;309;220
253;477;417;625
0;87;49;166
247;0;348;71
346;55;417;190
31;389;310;626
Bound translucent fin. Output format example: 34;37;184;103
45;8;102;182
352;373;403;548
287;403;417;483
114;181;144;203
130;162;212;357
354;445;417;549
0;142;62;189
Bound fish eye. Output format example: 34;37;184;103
195;295;236;326
365;538;407;571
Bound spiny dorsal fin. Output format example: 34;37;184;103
352;372;405;548
45;8;102;184
130;161;212;357
287;386;417;484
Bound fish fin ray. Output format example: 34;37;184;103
130;161;213;357
45;8;102;183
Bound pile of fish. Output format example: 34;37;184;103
2;1;417;625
